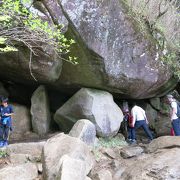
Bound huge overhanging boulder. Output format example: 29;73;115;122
55;0;178;98
0;0;178;99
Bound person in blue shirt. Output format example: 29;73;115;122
0;97;14;147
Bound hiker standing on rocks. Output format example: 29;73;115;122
131;103;153;143
167;95;180;136
0;97;14;147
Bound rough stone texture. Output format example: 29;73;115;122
39;0;68;29
57;155;86;180
42;133;94;180
120;146;144;159
11;103;31;135
126;0;180;49
31;85;51;136
154;112;171;136
9;153;29;164
93;169;112;180
55;0;177;99
102;148;117;159
121;148;180;180
150;98;161;111
146;136;180;153
69;119;96;145
0;45;62;85
10;131;40;143
54;88;123;137
6;142;45;160
0;82;9;98
0;0;178;99
145;104;158;129
0;163;38;180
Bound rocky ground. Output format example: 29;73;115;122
1;129;180;180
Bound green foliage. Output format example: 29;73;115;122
0;150;7;158
98;136;127;148
92;136;127;161
0;0;77;64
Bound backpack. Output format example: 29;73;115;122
176;101;180;118
128;114;133;124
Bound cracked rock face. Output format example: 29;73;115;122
0;0;177;98
56;0;177;98
0;46;62;84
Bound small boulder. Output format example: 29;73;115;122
0;163;38;180
57;155;86;180
93;169;112;180
146;136;180;153
42;133;94;180
120;146;144;158
69;119;96;145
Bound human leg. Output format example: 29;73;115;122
3;126;10;146
141;121;153;140
127;126;134;140
0;125;5;147
171;119;180;136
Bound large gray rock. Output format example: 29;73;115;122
145;104;158;129
0;163;38;180
54;0;177;98
120;148;180;180
69;119;96;145
0;0;177;100
31;85;51;136
11;103;31;135
6;142;45;160
150;98;161;111
146;136;180;153
0;44;62;84
154;112;171;136
42;133;94;180
54;88;123;137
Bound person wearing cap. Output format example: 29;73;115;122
167;94;180;136
0;97;14;147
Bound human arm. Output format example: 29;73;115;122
170;102;177;121
4;113;13;116
143;111;149;124
4;106;14;117
130;108;136;127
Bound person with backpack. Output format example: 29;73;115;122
167;94;180;136
122;109;134;142
0;97;14;147
130;103;153;144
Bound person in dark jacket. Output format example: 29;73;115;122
0;97;14;147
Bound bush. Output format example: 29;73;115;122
0;0;77;64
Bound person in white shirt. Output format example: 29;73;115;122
130;103;153;143
167;94;180;136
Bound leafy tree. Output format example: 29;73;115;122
0;0;77;64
